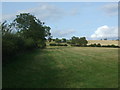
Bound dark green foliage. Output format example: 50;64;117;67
66;40;71;44
97;43;101;47
49;43;68;46
49;43;57;46
57;44;68;46
52;39;55;41
2;13;51;62
71;36;88;46
79;37;88;46
104;38;107;40
89;43;97;47
2;33;25;61
13;13;50;48
101;44;119;48
62;38;66;43
88;43;119;48
23;38;35;50
55;38;61;43
89;43;102;47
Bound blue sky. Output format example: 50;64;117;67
2;2;118;40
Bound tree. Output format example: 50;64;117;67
71;36;79;44
79;37;88;46
55;38;61;43
62;38;66;43
12;13;51;48
104;38;107;40
71;36;88;46
2;13;51;62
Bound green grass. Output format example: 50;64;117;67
3;46;118;88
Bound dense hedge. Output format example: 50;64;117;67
88;43;119;48
49;43;68;46
70;43;119;48
88;43;101;47
101;45;119;48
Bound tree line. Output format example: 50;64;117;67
49;36;88;46
49;37;119;48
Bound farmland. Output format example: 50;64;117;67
88;40;119;46
3;46;118;88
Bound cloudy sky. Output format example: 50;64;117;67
2;2;118;40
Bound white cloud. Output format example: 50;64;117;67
91;25;118;39
2;3;65;22
2;3;80;22
101;3;118;16
18;4;65;21
51;29;76;38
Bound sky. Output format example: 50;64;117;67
1;2;118;40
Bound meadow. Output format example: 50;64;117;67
3;46;118;88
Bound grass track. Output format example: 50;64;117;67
3;46;118;88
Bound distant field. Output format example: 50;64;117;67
47;40;119;46
3;46;118;88
88;40;119;46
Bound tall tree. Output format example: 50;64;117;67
12;13;51;48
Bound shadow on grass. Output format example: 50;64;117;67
2;48;75;88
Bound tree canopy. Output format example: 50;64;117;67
71;36;88;46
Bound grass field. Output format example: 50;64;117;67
88;40;119;46
3;46;118;88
